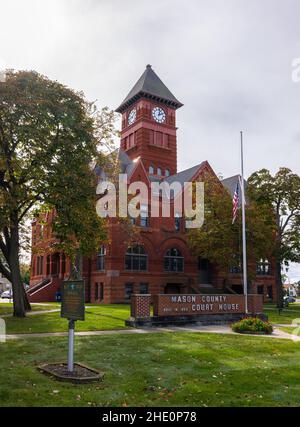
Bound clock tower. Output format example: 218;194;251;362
116;65;183;177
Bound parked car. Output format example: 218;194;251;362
1;290;13;299
284;295;296;304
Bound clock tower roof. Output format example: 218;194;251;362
116;64;183;113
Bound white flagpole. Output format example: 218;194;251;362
240;131;248;314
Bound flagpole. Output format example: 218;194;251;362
240;131;248;314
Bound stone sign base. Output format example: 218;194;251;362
125;313;267;328
126;294;266;328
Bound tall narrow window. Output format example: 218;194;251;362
46;255;50;276
95;282;104;301
140;204;149;227
157;167;162;176
165;169;170;177
149;165;154;175
125;283;134;300
61;253;66;275
174;213;181;231
37;256;44;275
96;246;106;271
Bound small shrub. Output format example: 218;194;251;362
231;317;273;335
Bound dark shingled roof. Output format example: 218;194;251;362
164;163;205;186
161;162;205;199
94;149;134;179
116;65;183;113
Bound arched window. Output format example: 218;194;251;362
149;165;154;175
97;246;106;270
164;248;184;272
165;169;170;177
157;167;162;176
125;245;148;271
256;259;271;275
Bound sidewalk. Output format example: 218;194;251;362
5;324;300;342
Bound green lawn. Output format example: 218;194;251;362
3;303;300;334
5;304;130;334
263;303;300;325
1;332;300;407
0;303;59;316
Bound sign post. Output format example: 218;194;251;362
61;280;85;372
67;320;75;372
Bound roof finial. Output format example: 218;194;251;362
146;64;152;69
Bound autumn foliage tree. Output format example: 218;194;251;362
0;70;117;317
247;168;300;308
187;177;274;288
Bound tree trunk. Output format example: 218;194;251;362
21;283;31;311
275;212;284;309
9;221;31;317
275;260;284;309
10;248;26;317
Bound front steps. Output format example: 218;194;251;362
27;277;61;302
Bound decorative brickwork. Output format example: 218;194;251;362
131;294;151;318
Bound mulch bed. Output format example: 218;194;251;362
38;363;104;384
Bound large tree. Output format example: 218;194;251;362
0;70;116;317
247;168;300;308
188;176;274;287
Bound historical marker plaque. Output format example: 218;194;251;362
61;280;85;321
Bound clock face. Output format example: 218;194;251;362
128;108;137;125
152;107;166;123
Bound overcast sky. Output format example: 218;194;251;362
1;0;300;280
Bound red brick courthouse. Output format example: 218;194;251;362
29;65;276;304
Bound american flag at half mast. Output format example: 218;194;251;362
232;181;240;224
